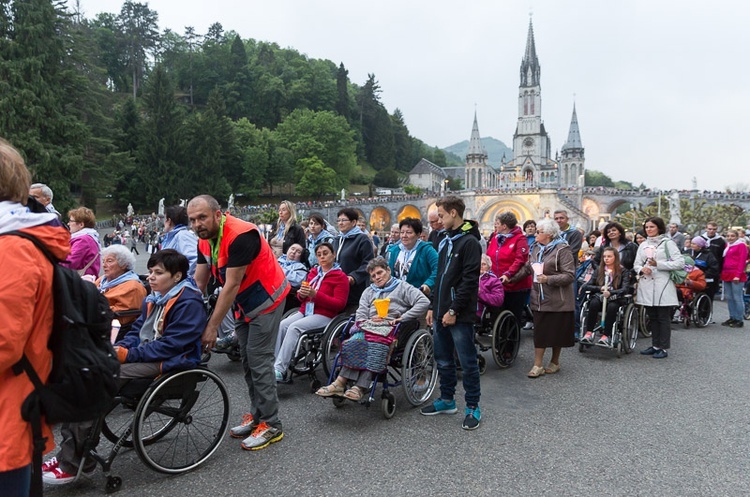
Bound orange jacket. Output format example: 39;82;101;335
96;277;148;325
0;223;70;471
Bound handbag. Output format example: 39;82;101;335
663;242;687;284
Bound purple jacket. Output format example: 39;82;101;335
477;272;505;316
62;233;101;277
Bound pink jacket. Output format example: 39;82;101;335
477;272;505;316
721;242;748;282
62;233;101;277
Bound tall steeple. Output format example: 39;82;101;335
465;110;490;189
562;104;582;150
520;18;540;88
467;110;485;157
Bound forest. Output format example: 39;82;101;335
0;0;449;213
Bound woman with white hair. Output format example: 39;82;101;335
97;244;147;341
269;200;306;258
512;218;576;377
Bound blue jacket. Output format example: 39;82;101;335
117;288;205;373
161;225;199;279
387;241;438;292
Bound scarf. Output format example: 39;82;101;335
0;201;58;234
161;224;187;246
308;263;342;290
724;238;743;257
339;225;363;240
309;229;333;246
276;221;286;240
495;226;521;247
70;227;101;246
395;240;422;280
535;236;566;263
99;270;141;292
145;279;196;306
370;277;401;298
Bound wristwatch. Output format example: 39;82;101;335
448;309;456;316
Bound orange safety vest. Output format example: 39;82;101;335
198;215;289;322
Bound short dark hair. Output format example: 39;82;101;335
337;208;358;222
165;205;189;226
497;211;518;229
147;249;189;281
315;241;335;256
399;217;423;235
643;216;666;235
308;213;326;227
436;195;465;217
522;219;536;230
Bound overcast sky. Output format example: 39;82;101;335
78;0;749;192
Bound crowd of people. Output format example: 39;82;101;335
2;132;749;494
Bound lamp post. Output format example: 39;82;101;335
444;178;449;194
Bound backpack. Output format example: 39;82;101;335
3;231;120;496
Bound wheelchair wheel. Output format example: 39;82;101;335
692;293;712;328
638;305;652;337
477;354;487;375
133;368;229;474
101;400;138;448
491;310;520;368
381;391;396;419
621;303;638;353
401;329;438;406
745;299;750;320
322;316;351;378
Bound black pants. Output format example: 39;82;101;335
503;290;530;326
584;295;620;335
646;306;672;350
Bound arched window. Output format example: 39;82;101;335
523;92;528;115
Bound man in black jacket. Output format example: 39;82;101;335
420;196;482;430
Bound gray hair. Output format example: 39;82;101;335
366;256;390;273
102;244;136;271
30;183;53;201
536;218;561;239
480;254;492;267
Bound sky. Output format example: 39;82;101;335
77;0;750;192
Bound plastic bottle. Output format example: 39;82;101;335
111;319;121;344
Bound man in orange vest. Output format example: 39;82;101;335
188;195;289;451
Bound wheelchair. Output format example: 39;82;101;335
474;306;521;374
675;289;712;328
321;316;438;418
85;359;229;493
578;292;639;357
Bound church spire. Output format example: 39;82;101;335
520;18;540;87
562;103;583;150
467;110;485;157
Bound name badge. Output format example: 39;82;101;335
305;302;315;317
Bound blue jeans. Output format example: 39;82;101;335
433;321;480;407
0;465;30;497
725;281;744;321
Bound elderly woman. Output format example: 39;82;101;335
315;257;429;401
720;229;748;328
43;249;205;484
634;217;684;359
274;242;349;381
306;213;335;267
62;206;100;277
513;218;576;377
594;222;638;270
269;200;306;258
97;245;148;340
687;236;720;300
478;254;504;317
386;217;438;295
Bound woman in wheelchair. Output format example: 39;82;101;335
97;245;148;341
42;250;205;485
274;242;349;381
315;257;429;401
478;254;504;317
580;247;634;346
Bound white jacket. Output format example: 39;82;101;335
634;235;684;307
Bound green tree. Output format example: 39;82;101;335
391;108;411;171
295;156;337;197
117;1;160;99
234;118;270;197
585;170;615;187
335;62;349;120
373;167;400;188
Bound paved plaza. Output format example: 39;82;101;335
49;236;748;497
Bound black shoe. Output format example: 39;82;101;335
640;346;657;355
652;349;668;359
721;319;734;326
728;320;744;328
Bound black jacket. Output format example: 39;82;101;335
593;241;638;271
431;220;481;323
690;248;720;281
334;232;375;306
581;268;635;300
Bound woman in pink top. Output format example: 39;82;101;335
720;229;748;328
62;207;101;277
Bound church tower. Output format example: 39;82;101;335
560;104;585;187
504;18;555;187
465;111;492;189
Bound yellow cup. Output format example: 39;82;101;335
373;298;390;318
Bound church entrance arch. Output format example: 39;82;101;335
369;207;391;233
397;204;421;222
476;198;535;236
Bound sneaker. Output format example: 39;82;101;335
275;370;284;382
640;346;657;355
229;413;256;439
41;457;59;473
462;406;481;430
523;321;534;330
214;334;236;351
597;335;610;346
240;422;284;451
580;332;594;343
420;398;457;416
652;349;669;359
721;319;734;327
42;465;93;485
728;320;744;328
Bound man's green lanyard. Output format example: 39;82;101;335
208;215;226;271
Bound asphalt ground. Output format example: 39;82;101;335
46;238;749;497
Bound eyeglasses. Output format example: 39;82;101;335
337;218;351;223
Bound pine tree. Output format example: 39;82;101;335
335;62;350;120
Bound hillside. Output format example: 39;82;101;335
443;137;513;167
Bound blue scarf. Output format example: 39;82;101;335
535;236;566;263
370;277;401;298
396;239;422;280
308;263;342;289
309;229;332;245
339;225;363;240
276;221;286;240
438;229;467;266
146;279;197;306
99;270;141;293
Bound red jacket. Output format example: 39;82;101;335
0;223;70;472
297;266;349;318
486;226;532;292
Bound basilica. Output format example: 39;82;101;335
464;19;585;190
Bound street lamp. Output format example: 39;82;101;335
444;178;449;193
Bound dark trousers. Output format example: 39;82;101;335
0;465;30;497
503;290;530;326
646;306;672;350
584;295;620;335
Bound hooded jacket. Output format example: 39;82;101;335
516;241;576;312
486;226;532;292
430;219;482;323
